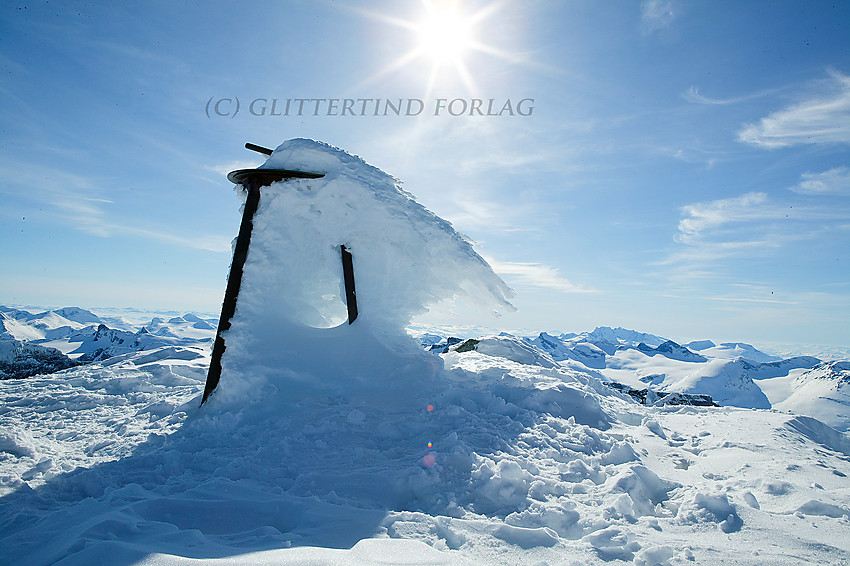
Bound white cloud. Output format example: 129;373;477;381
738;71;850;148
641;0;677;34
486;259;595;293
789;166;850;196
666;191;849;270
676;192;775;245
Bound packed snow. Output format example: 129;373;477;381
2;140;849;565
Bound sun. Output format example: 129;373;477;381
415;3;474;66
352;1;506;95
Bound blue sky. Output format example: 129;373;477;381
1;1;848;350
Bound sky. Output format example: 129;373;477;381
1;0;848;351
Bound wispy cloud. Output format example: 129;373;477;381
706;296;799;305
486;258;596;293
640;0;677;34
665;190;849;270
0;162;231;253
789;166;850;196
738;71;850;148
676;192;777;245
683;86;774;106
441;193;547;233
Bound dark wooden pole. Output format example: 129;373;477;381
341;245;358;325
201;177;262;405
200;161;327;406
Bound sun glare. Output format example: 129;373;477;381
416;5;473;64
354;1;508;95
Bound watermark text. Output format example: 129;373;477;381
205;97;534;118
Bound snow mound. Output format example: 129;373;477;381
257;138;514;330
678;491;742;533
784;415;850;456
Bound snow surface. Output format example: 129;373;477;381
2;337;850;565
2;139;849;564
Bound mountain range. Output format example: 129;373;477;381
3;306;849;432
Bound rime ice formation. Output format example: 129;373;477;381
213;139;514;407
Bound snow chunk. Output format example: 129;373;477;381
0;430;36;458
582;527;641;561
795;499;850;518
633;545;674;566
493;523;559;548
607;465;677;517
679;491;743;533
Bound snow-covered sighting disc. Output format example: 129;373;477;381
208;138;514;409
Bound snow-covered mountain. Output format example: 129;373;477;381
0;306;216;376
774;361;850;432
3;303;847;429
524;329;828;413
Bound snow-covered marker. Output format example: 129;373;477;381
201;143;353;406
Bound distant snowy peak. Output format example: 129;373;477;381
0;340;77;379
1;313;40;342
743;356;822;380
636;340;707;363
685;339;715;351
667;358;771;409
179;313;214;329
528;333;606;368
146;314;216;337
795;361;850;388
701;342;781;363
50;307;103;325
72;324;142;362
583;326;667;349
0;306;215;369
454;334;558;368
777;361;850;432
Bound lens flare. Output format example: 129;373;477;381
422;452;437;468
